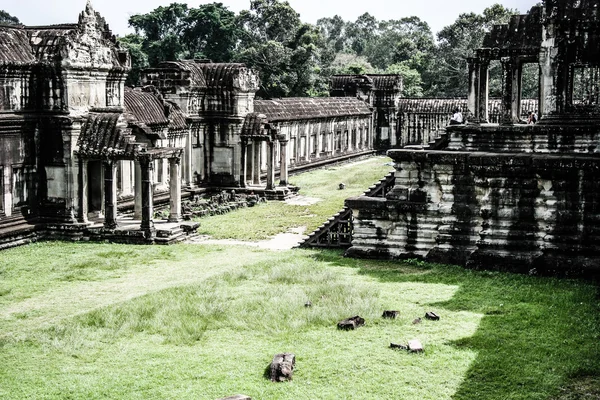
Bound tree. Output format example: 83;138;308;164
117;34;149;86
236;0;327;98
182;3;239;62
128;3;189;66
0;10;20;25
429;4;517;97
345;13;377;56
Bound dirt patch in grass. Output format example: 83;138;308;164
550;376;600;400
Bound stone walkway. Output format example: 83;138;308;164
187;226;307;250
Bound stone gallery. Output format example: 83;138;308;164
0;2;397;247
346;0;600;275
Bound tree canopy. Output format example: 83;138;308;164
124;2;524;99
0;10;20;25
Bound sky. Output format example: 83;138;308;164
3;0;541;37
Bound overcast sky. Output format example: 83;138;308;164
3;0;540;37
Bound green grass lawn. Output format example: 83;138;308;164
0;156;599;400
196;156;395;240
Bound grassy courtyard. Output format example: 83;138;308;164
0;157;599;400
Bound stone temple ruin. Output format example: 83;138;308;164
346;0;600;275
0;2;401;247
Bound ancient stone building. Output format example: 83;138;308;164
346;0;600;275
330;74;402;151
0;2;130;227
0;3;381;247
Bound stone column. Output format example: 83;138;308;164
77;157;88;223
240;139;248;188
140;157;155;234
278;135;289;186
103;160;118;229
184;128;193;187
266;139;276;190
467;58;480;120
477;59;490;123
252;141;261;185
168;157;182;223
3;166;12;217
500;57;522;125
134;161;142;220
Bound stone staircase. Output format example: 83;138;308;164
298;172;396;249
0;211;40;250
403;130;449;151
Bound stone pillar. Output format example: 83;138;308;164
240;139;248;188
467;58;480;120
134;161;142;219
500;57;522;125
184;128;193;187
77;157;88;223
252;141;261;185
168;157;182;223
140;157;155;234
103;160;118;229
278;135;289;186
477;60;490;123
3;166;12;217
266;139;276;190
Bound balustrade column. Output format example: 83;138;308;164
240;139;248;188
140;157;155;235
77;157;88;223
278;135;289;186
103;160;118;229
467;58;480;121
266;139;276;190
134;161;142;219
477;59;490;123
168;157;182;222
501;57;522;125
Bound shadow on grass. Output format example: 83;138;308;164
309;249;600;400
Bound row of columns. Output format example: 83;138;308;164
77;156;182;234
240;135;289;189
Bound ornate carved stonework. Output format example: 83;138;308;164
233;69;260;92
61;1;130;70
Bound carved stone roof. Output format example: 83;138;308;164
0;2;129;69
25;25;77;62
241;113;269;138
155;60;258;91
124;87;187;131
481;6;543;57
0;26;36;64
397;98;538;115
331;74;402;91
78;112;135;157
254;97;372;122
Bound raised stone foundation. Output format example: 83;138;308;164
346;148;600;276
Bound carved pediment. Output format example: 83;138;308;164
61;1;130;70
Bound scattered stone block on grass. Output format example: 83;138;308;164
425;311;440;321
304;301;312;307
337;315;365;330
408;339;424;353
390;342;408;350
270;353;295;382
412;317;422;324
382;310;399;319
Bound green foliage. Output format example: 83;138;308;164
428;4;517;97
0;10;20;25
117;34;149;86
182;3;239;62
